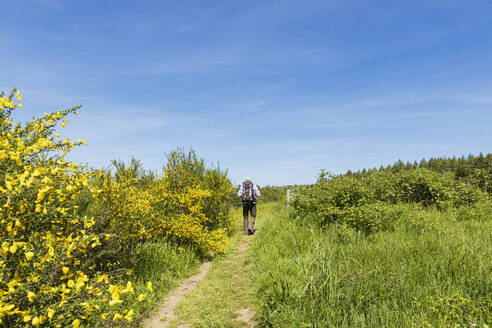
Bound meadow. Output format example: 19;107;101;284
251;161;491;327
1;88;490;327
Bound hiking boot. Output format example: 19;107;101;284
247;228;253;235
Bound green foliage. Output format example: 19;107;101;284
292;168;487;233
131;242;199;283
251;203;492;327
349;153;492;194
253;155;491;327
122;241;200;327
162;149;235;232
258;184;310;204
202;164;236;231
171;206;264;328
257;185;287;203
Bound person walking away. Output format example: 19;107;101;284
238;177;261;235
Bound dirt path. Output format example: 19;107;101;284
143;235;257;328
142;261;212;328
142;204;273;328
167;226;259;328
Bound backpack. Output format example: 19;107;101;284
242;181;256;203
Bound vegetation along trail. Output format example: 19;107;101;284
143;261;212;328
142;204;278;328
3;93;489;328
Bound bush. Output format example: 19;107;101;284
96;150;233;254
252;202;492;327
0;89;234;327
0;89;122;327
292;168;487;233
257;185;287;203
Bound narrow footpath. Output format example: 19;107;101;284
143;261;212;328
142;205;271;328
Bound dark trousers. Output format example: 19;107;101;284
242;201;256;234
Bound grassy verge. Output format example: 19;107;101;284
251;202;492;327
170;204;278;327
126;241;201;326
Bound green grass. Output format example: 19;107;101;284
251;202;492;327
126;241;201;326
169;204;279;327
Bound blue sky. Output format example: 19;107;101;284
2;0;491;186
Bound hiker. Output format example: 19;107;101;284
238;177;261;235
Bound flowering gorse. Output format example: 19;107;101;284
0;89;233;327
91;151;234;255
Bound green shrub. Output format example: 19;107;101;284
252;202;492;327
292;168;487;233
258;185;287;203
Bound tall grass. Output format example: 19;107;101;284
251;202;491;327
127;241;201;325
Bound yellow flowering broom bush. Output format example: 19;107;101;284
0;89;234;327
89;150;234;256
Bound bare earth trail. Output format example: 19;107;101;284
143;261;212;328
142;205;271;328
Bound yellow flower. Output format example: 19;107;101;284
1;241;9;254
67;279;75;288
25;251;34;260
32;316;41;325
124;309;134;322
47;308;55;319
72;319;80;328
62;266;70;274
23;314;32;323
137;293;147;302
16;91;23;102
147;281;153;293
27;291;35;302
120;281;134;294
95;274;108;284
113;313;123;321
9;244;18;254
109;299;122;306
